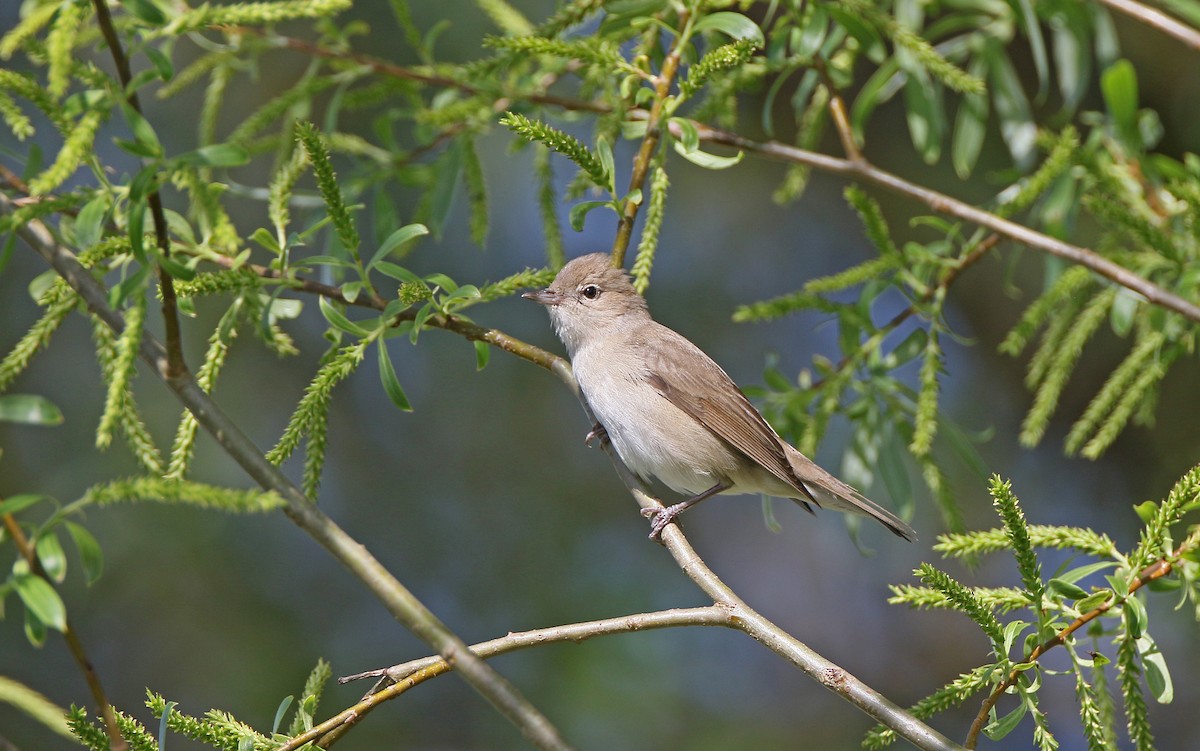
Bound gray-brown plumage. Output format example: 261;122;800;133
524;253;916;542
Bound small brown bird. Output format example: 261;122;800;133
524;253;916;542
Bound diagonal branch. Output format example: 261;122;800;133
1096;0;1200;51
90;0;186;378
2;194;573;751
2;512;126;751
684;121;1200;323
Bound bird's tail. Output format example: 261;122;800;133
784;445;918;542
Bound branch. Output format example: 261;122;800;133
684;121;1200;323
1;194;573;751
609;12;689;267
963;544;1190;748
279;607;731;750
1;512;126;751
1096;0;1200;51
90;0;186;378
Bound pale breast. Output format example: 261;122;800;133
572;341;743;496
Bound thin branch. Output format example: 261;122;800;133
1;512;126;751
90;0;186;378
963;547;1186;748
814;55;863;163
2;195;573;751
278;607;731;751
610;13;688;267
1096;0;1200;51
683;121;1200;323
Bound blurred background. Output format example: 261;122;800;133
2;1;1199;749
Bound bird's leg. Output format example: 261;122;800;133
641;482;729;540
584;422;608;447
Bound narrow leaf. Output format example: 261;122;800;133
0;394;64;425
377;340;412;411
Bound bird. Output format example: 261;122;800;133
523;252;916;542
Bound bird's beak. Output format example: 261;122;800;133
522;288;563;306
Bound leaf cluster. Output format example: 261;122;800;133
879;468;1200;748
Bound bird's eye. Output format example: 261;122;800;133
581;285;600;300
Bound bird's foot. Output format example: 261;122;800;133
584;422;609;448
641;504;684;542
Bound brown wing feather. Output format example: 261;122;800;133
640;324;817;506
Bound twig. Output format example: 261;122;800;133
683;121;1200;323
813;55;863;164
1096;0;1200;51
278;607;730;751
1;512;126;751
963;550;1184;748
2;194;573;751
609;12;689;267
90;0;186;379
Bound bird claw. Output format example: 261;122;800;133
584;423;608;448
641;505;678;542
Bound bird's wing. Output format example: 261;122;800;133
640;324;817;506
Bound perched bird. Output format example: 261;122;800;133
524;253;916;542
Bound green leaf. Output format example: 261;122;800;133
374;261;422;285
990;49;1036;165
144;46;174;80
1101;59;1138;145
35;532;68;583
904;71;943;164
250;227;281;254
1132;500;1156;523
474;340;490;371
952;58;989;179
1047;577;1089;600
75;193;110;250
25;604;47;647
177;144;250;168
318;296;372;338
273;696;294;734
877;425;911;512
0;394;64;426
693;12;765;46
0;494;50;515
1139;636;1173;703
1110;290;1138;336
368;224;429;270
376;340;412;411
1075;590;1112;612
1051;8;1091;109
1124;594;1148;638
596;138;616;195
158;253;196;281
424;273;459;294
569;200;612;231
424;141;463;238
123;0;167;25
984;700;1027;741
120;103;162;158
13;572;67;632
65;521;104;585
671;140;744;169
